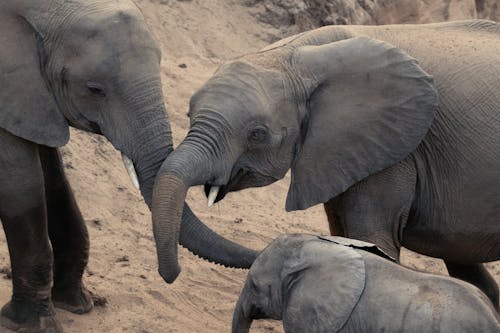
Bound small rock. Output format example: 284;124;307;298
92;219;102;226
116;255;129;262
178;63;187;69
91;292;108;307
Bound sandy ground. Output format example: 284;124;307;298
0;1;498;332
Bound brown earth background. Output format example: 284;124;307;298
1;0;499;332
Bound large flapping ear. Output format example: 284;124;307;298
281;239;365;332
0;14;69;147
286;37;438;211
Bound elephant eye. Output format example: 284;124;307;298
248;127;268;144
86;82;106;97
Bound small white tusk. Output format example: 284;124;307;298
121;154;140;190
207;186;220;208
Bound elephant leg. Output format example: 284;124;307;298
324;199;345;236
323;160;417;262
0;129;62;332
38;146;93;315
445;262;499;311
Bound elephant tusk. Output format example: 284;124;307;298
121;154;140;190
207;186;220;208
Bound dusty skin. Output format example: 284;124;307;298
1;0;499;332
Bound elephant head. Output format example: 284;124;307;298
0;0;257;283
152;36;439;280
232;234;367;333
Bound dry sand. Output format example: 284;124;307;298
0;1;498;332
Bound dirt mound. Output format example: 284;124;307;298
246;0;499;39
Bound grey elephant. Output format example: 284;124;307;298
232;234;500;333
151;19;500;307
0;1;257;332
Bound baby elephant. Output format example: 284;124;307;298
232;234;500;333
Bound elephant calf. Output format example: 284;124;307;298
233;234;500;333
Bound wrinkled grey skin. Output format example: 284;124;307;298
0;1;256;332
233;234;500;333
153;19;500;305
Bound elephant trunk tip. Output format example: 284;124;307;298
159;264;180;284
152;171;187;285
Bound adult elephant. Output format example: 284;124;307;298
0;0;256;332
153;20;500;307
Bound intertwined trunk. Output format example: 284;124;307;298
151;138;258;283
112;84;257;283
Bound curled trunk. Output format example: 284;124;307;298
115;95;257;283
152;173;185;282
152;142;259;283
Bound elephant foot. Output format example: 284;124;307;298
1;301;63;333
51;284;93;315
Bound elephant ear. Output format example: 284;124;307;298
318;235;395;261
281;239;365;332
286;37;438;211
0;14;69;147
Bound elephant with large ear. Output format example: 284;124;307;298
232;234;500;333
152;19;500;306
0;0;257;331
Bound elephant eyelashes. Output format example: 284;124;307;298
248;127;268;144
86;82;106;97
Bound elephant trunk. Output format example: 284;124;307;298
104;76;174;209
131;119;173;208
152;172;185;282
152;142;259;283
232;287;253;333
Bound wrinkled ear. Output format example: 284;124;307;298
0;14;69;147
286;37;438;211
281;240;365;332
318;235;395;261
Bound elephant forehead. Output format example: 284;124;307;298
189;86;272;129
250;234;312;270
62;4;157;52
77;3;144;30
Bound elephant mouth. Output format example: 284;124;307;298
204;169;248;204
204;168;280;205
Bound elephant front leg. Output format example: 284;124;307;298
445;262;499;311
323;160;418;262
324;199;345;236
0;130;62;332
39;146;93;315
0;209;62;333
